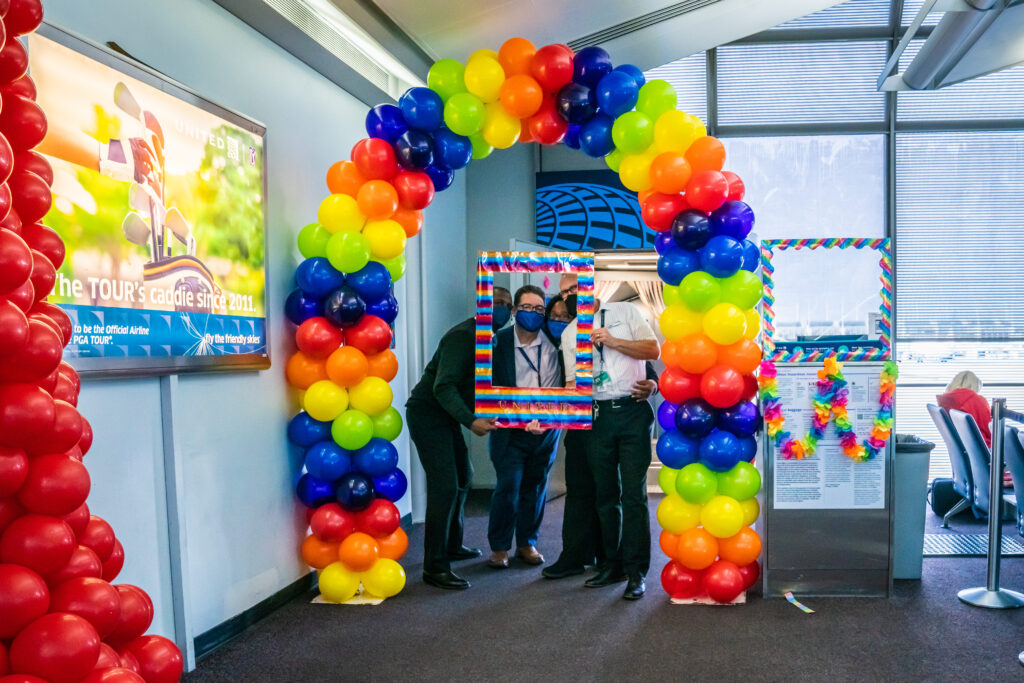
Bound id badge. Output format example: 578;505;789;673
594;370;611;390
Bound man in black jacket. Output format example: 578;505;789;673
406;287;512;590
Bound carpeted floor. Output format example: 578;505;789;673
185;494;1024;682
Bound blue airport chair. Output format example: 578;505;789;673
1007;426;1024;537
928;404;974;527
949;409;992;518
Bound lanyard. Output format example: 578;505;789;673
516;345;543;386
595;309;606;372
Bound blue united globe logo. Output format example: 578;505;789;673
536;181;656;250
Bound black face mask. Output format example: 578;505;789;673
563;294;578;320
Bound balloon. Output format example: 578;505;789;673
595;70;639;118
677;272;720;313
365;103;407;142
717;461;761;502
6;277;35;313
578;113;614;157
21;224;65;270
0;37;27;87
322;286;366;330
724;171;746;201
427;59;466;101
287;412;332;448
300;534;339;569
654;110;699;154
332;410;374;451
296;257;345;298
17;454;89;516
295;474;335;508
424;163;454;192
703;303;746;345
700;495;745;538
661;560;703;599
674;398;717;438
294;317;342;358
124;635;183;683
0;564;49;638
356;498;400;538
355;180;398;221
741;493;761;527
304;441;352;482
700;365;744;409
656;430;699;469
303;380;349;422
703;559;745;603
686;169;729;212
443;92;485;137
394;129;434;171
655;230;675;256
675;333;718;374
671;209;712;251
656;247;700;286
338;531;379;571
656;400;678;431
0;96;46;151
719;270;761;309
554;83;595;124
0;496;23;536
604;147;622;171
392;171;434;211
372;467;408;502
635;79;676;120
657;465;678;495
0;514;75;575
614;63;646;89
527;97;567;145
0;383;55;446
675;462;718;504
310;503;357;543
685;135;726;173
9;613;100;683
617;150;655;192
699;430;743;473
464;55;504;103
352;438;398;478
106;585;152;648
297;223;330;259
662;284;683;310
371;406;403;441
6;0;44;36
655;494;700;534
345;315;393;356
718;401;760;438
469;131;493;159
366;349;399;381
398;87;443;131
48;577;121;638
361;557;406;598
531;44;573;93
351;138;397;181
709;200;754;241
640;192;687;232
658;367;700;404
0;446;27;497
325;346;368;387
0;299;29;356
47;543;101;586
8;172;49;225
391;209;422;241
743;308;760;340
481;101;521;149
363;220;406;260
285;288;322;325
346;262;391;303
610;111;653;154
335;472;375;512
571;46;611;88
326;160;365;197
676;527;718;570
79;517;115;562
432;128;472;170
700;235;744;279
741;239;760;272
318;561;360;603
737;560;760;590
649;152;692;195
101;542;124;582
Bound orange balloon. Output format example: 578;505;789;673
286;351;328;389
519;119;535;144
498;37;537;76
718;527;762;566
659;530;680;559
366;349;399;382
685;136;726;173
326;160;365;196
301;535;339;569
650;152;693;195
676;333;719;374
338;531;379;571
392;207;423;238
378;527;409;560
676;527;719;570
661;340;681;369
326;346;368;387
356;180;398;220
637;188;655;205
500;74;544;118
717;338;762;375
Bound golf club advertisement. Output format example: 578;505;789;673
29;30;268;373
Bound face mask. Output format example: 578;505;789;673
563;294;578;319
492;304;511;330
515;309;544;332
546;320;569;339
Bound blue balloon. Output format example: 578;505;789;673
657;400;679;431
336;473;376;512
556;83;596;124
613;63;646;89
657;429;700;469
366;293;399;324
654;231;675;255
699;430;743;472
323;285;365;328
365;103;408;142
741;239;760;272
372;467;408;503
296;257;345;298
675;398;718;438
700;235;744;278
433;128;473;170
595;70;639;118
398;87;443;131
578;113;615;157
304;441;353;482
285;288;322;325
657;246;701;286
353;438;399;478
671;210;713;251
718;401;760;438
563;123;582;149
738;435;758;462
296;473;335;508
288;411;333;448
710;200;755;241
394;129;434;170
346;261;392;303
572;46;612;88
424;163;454;192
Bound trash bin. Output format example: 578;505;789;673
893;434;935;580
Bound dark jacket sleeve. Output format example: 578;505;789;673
432;331;476;428
645;362;660;395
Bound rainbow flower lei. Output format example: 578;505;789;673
758;357;898;462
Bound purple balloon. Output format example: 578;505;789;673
296;474;335;508
710;201;755;240
675;398;718;438
672;209;713;250
657;400;679;430
717;401;760;438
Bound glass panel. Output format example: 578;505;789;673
643;51;708;123
901;0;944;26
774;0;892;29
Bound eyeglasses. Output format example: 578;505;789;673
559;284;578;297
516;304;546;314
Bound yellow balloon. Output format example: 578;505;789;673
303;380;350;422
318;194;365;234
700;495;745;538
481;101;521;149
468;48;500;64
464;55;505;103
741;497;760;526
654;110;699;154
360;557;406;598
660;304;704;341
743;308;761;340
363;219;406;260
319;561;360;603
703;302;747;345
605;148;623;172
658;466;679;495
690;113;708;139
618;150;657;192
656;494;701;534
348;376;393;416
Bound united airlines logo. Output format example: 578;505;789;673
535;177;655;250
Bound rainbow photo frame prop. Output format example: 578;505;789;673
475;251;594;429
760;238;892;363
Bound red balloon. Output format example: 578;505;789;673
94;643;121;670
0;319;61;382
700;364;745;409
79;668;145;683
4;278;33;312
79;418;93;454
0;134;13;187
356;498;400;538
7;173;50;228
125;636;183;683
702;559;745;603
0;496;24;535
685;170;729;213
79;517;115;562
0;642;7;677
9;612;100;683
351;138;397;181
62;502;90;538
27;250;54;304
101;540;124;582
59;362;80;392
12;152;51;186
20;224;64;271
49;577;121;638
309;503;356;543
36;367;59;395
295;317;343;359
1;77;34;103
392;170;434;210
723;171;745;201
0;207;22;234
344;314;392;355
46;545;102;586
660;560;704;599
31;302;72;345
737;560;760;589
0;563;49;638
4;0;43;37
0;38;26;86
0;675;49;683
0;382;55;446
25;401;83;457
17;454;90;516
105;586;153;648
0;299;28;356
740;374;759;403
0;514;75;575
640;192;688;232
530;44;574;93
0;228;31;293
117;649;140;674
526;97;567;145
0;445;27;497
0;96;47;151
0;182;12;223
659;367;701;404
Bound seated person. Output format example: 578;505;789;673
937;370;1011;486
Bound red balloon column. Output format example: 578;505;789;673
0;1;183;679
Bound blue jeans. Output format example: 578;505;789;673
488;430;558;552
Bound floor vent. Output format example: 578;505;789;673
923;533;1024;557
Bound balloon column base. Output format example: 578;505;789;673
670;591;747;606
312;589;386;606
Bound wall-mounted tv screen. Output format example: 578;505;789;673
29;24;269;376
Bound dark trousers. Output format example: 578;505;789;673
407;403;472;573
488;430;558;552
590;399;654;576
555;428;602;567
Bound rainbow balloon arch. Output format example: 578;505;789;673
285;38;763;603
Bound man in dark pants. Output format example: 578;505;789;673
406;287;512;590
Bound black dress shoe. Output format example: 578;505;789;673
422;570;470;590
448;546;483;560
541;559;585;579
584;566;627;588
623;574;645;600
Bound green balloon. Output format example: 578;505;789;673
611;111;653;155
716;462;761;502
636;79;678;120
380;253;406;282
663;283;683;307
297;222;330;258
469;131;492;159
332;409;374;450
605;147;623;172
372;407;404;441
658;466;680;496
675;462;718;504
720;270;762;310
326;231;370;274
444;93;485;137
679;272;722;312
427;59;467;102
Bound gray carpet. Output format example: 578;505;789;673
186;494;1024;682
